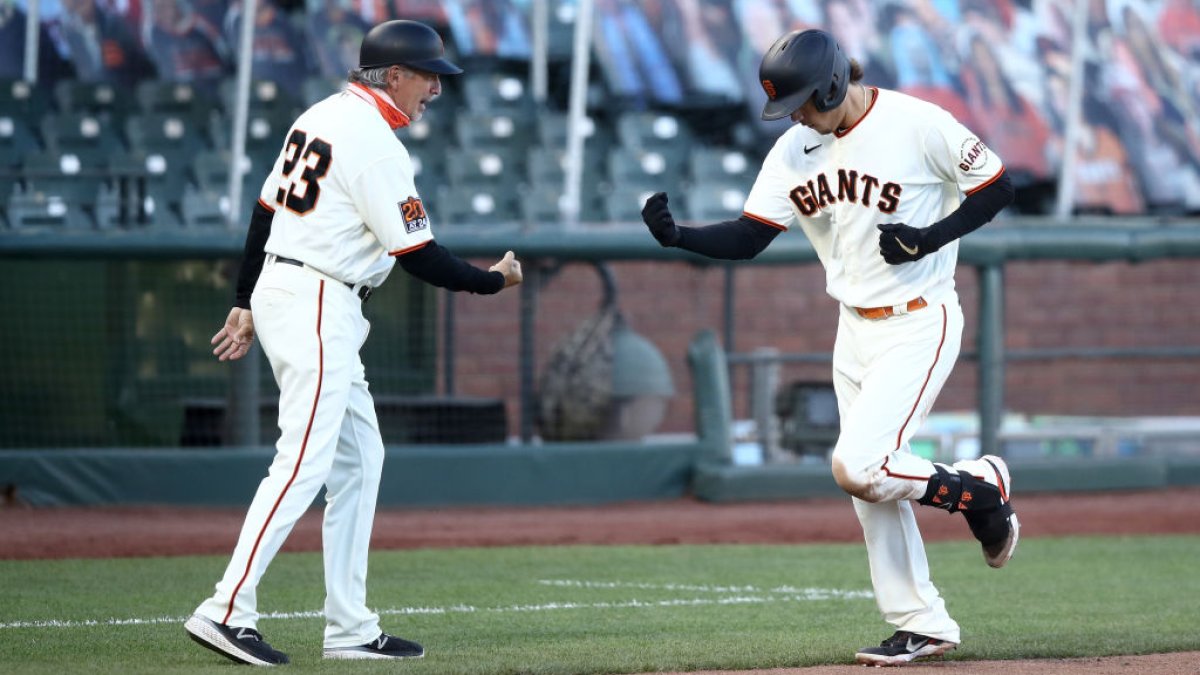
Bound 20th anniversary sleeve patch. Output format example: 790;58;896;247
400;196;429;233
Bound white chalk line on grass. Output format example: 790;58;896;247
538;579;874;599
0;581;872;631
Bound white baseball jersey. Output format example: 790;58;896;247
742;87;1005;308
196;83;433;648
739;86;1008;646
259;83;434;289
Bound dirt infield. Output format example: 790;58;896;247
2;488;1198;673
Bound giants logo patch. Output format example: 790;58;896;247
958;138;989;172
400;196;429;233
761;79;777;99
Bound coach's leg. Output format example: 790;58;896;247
195;272;354;629
322;337;386;648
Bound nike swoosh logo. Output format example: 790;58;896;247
804;144;821;154
895;237;919;256
906;637;930;652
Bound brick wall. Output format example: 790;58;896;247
446;258;1200;438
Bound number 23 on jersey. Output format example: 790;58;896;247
275;129;332;215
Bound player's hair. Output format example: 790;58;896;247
349;65;430;89
349;66;391;88
848;58;864;83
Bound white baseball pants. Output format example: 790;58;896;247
830;296;965;643
195;259;385;648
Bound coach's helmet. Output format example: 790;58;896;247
758;29;849;120
359;20;462;74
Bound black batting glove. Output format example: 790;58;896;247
641;192;681;247
877;222;929;265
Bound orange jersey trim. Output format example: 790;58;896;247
742;211;787;231
389;240;431;257
965;166;1007;196
257;198;275;213
834;87;878;139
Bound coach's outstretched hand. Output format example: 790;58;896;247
641;192;681;247
489;250;524;288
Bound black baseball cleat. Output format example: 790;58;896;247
323;632;425;660
855;630;957;667
185;614;290;666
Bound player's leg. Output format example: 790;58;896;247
322;348;385;647
852;496;960;643
190;268;359;656
830;305;959;665
830;301;963;504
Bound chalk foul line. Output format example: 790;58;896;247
0;580;871;630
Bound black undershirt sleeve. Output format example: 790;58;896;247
234;201;274;309
675;215;783;260
922;170;1015;253
397;241;506;294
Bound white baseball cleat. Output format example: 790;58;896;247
954;454;1019;568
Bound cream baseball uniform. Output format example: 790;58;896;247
742;87;1006;642
194;83;433;648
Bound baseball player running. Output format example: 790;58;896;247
641;29;1017;667
185;20;522;666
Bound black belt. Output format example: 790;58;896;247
274;256;373;302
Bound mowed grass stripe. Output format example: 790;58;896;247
0;537;1197;674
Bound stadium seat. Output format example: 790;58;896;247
0;79;52;120
125;111;214;159
453;110;533;151
535;111;614;150
606;146;686;195
446;148;526;190
6;187;93;229
435;183;521;226
602;184;661;224
615;111;694;152
527;145;607;188
688;147;756;189
460;71;536;115
39;112;125;162
20;151;112;211
218;78;301;117
188;150;265;218
179;184;231;227
518;182;605;226
109;151;188;228
0;114;43;170
684;180;751;222
53;80;136;124
135;80;210;118
208;107;290;168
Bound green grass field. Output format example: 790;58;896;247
2;535;1198;674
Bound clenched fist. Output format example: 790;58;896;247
641;192;681;247
877;222;929;265
489;250;523;288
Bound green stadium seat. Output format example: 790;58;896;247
435;183;521;226
684;180;750;222
53;80;136;125
446;147;526;190
0;79;52;120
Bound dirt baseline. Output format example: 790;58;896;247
2;488;1198;674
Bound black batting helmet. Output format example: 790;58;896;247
759;29;850;120
358;20;462;75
